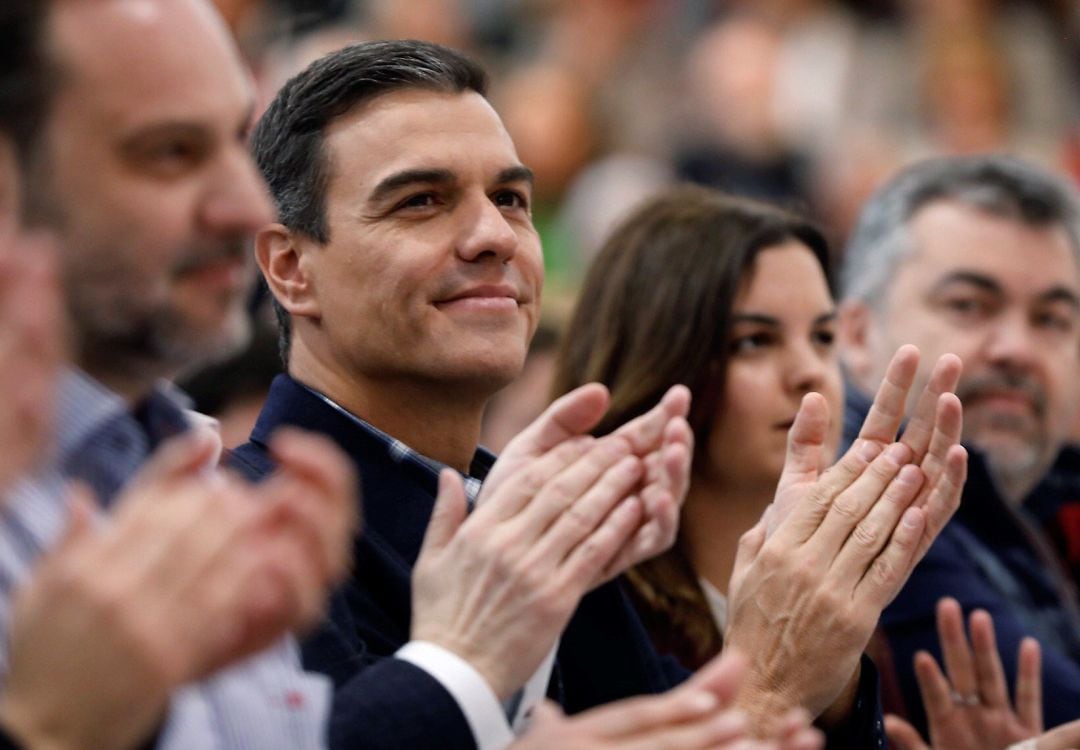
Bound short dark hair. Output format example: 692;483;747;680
0;0;52;168
251;39;489;362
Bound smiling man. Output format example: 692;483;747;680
838;155;1080;734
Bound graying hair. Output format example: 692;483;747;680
840;155;1080;308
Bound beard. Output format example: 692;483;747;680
955;368;1054;497
63;237;254;386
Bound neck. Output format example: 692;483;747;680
681;472;775;596
289;343;491;474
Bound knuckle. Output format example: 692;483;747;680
829;494;863;523
849;520;882;552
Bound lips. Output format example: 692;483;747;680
434;284;523;313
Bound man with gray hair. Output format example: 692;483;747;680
838;154;1080;735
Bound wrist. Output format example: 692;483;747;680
0;695;75;750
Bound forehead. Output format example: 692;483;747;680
902;199;1080;292
322;89;521;193
48;0;251;133
737;240;831;308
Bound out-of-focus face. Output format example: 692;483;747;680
706;241;842;491
289;88;542;395
842;199;1080;499
31;0;273;391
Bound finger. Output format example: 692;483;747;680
898;354;963;461
531;454;643;565
55;483;98;553
935;597;978;698
480;436;596;522
514;437;633;540
774;392;830;495
1037;717;1080;750
510;383;610;455
809;441;914;557
915;444;967;562
611;385;692;456
856;344;920;445
120;430;220;498
827;463;923;588
687;649;748;706
269;428;358;506
885;714;931;750
854;505;925;608
419;470;469;554
1015;637;1042;731
571;689;721;739
912;393;963;495
911;650;957;735
556;494;642;587
968;608;1010;708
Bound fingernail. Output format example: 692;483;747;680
885;442;909;463
897;464;922;485
858;440;882;462
902;508;922;527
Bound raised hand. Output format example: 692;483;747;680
478;382;693;584
885;597;1043;750
412;430;647;699
724;346;968;733
0;428;357;750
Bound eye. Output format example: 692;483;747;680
1033;307;1077;334
813;328;836;348
730;331;773;354
492;189;530;212
938;293;993;322
395;192;440;211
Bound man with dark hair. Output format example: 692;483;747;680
237;38;966;749
838;154;1080;734
0;1;363;747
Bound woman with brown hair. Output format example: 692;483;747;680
553;184;844;670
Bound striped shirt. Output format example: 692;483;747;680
0;369;331;749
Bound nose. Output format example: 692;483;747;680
783;339;831;395
454;193;519;264
983;309;1038;369
199;146;276;236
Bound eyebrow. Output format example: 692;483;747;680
931;270;1080;309
369;168;456;203
496;165;535;186
730;310;837;327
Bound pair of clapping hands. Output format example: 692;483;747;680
413;344;969;747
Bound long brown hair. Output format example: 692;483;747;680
552;185;832;667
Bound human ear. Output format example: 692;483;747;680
837;299;880;390
254;224;320;321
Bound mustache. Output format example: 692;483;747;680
169;238;249;277
955;370;1046;416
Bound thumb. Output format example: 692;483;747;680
884;715;930;750
124;429;219;495
55;481;98;552
510;383;610;456
528;700;565;729
419;469;468;555
774;392;829;496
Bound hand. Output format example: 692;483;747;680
724;346;968;733
480;383;693;583
884;597;1042;750
412;430;648;699
0;428;357;750
0;227;63;491
511;651;823;750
